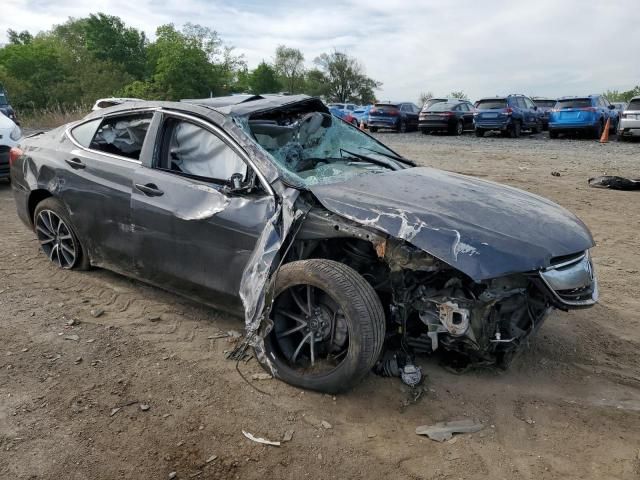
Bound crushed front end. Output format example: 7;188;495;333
382;241;598;367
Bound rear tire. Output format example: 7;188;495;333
33;198;90;270
421;128;430;135
259;259;385;393
509;121;521;138
369;127;378;133
593;121;603;139
549;130;559;139
453;120;464;136
398;120;407;133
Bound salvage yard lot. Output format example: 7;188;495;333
1;131;639;479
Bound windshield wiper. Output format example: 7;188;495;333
339;148;397;170
361;147;414;165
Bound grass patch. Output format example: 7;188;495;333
19;104;91;129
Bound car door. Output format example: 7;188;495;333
131;111;276;311
525;96;540;128
459;103;474;129
63;112;153;271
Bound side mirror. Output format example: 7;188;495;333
533;105;538;111
608;104;615;110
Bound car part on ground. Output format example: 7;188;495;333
588;176;640;190
473;95;542;138
10;94;599;393
548;95;619;139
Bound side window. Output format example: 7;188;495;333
516;97;527;109
158;119;248;183
401;104;410;112
89;114;153;160
459;103;469;112
70;119;101;148
347;105;355;111
523;97;534;109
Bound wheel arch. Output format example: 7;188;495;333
28;189;54;226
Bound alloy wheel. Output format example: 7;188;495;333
35;209;77;269
271;283;349;374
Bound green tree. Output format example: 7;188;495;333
604;87;640;102
274;45;305;93
248;61;281;94
313;50;381;104
304;68;329;98
83;13;147;79
7;29;33;45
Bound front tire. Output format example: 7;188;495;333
369;126;378;133
259;259;385;393
475;128;485;137
549;130;559;139
398;120;407;133
33;198;90;270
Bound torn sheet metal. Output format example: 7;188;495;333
238;188;302;374
310;167;594;281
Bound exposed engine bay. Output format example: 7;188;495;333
291;208;554;371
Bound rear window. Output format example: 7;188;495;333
534;100;556;108
89;113;153;160
556;98;592;109
428;102;457;112
373;104;399;112
626;100;640;111
476;99;507;110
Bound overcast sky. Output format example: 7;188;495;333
2;0;639;102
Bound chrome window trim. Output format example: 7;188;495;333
157;109;275;197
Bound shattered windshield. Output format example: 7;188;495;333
246;111;405;187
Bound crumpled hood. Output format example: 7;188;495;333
310;167;594;281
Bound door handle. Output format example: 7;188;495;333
135;183;164;197
65;157;86;169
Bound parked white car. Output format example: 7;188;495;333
618;96;640;140
0;112;22;180
91;97;143;111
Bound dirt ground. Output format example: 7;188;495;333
1;131;640;480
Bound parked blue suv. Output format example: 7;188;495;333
548;95;618;139
474;94;542;138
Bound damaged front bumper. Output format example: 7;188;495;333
537;251;598;308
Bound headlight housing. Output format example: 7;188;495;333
10;124;22;141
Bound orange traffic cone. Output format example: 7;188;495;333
600;118;610;143
359;120;365;131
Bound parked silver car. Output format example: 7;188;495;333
618;96;640;140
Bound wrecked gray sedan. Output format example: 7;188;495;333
10;95;598;393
